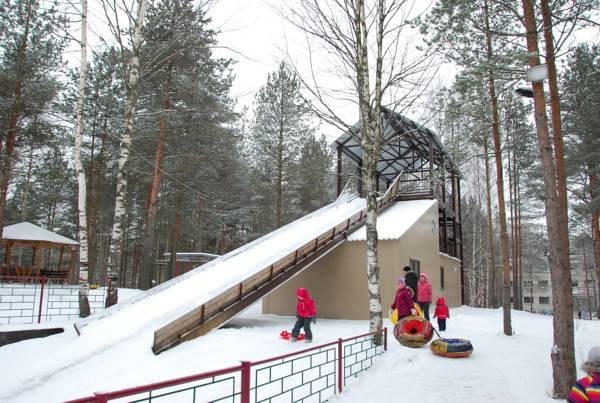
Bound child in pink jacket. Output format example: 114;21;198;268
417;272;433;321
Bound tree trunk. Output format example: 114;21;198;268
106;0;147;307
354;0;385;343
139;79;170;289
20;143;35;221
168;193;184;281
484;135;496;308
516;162;524;310
276;123;283;228
521;0;576;396
76;0;91;318
590;174;600;318
507;130;518;310
483;0;512;335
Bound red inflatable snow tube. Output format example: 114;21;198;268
393;316;434;348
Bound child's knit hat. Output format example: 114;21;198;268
582;346;600;374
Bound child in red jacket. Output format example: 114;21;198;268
291;288;317;342
433;296;450;331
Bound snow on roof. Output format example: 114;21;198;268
2;221;78;245
347;199;436;241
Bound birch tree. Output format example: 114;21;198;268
103;0;147;306
75;0;91;317
287;0;436;340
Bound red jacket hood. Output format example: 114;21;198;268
297;288;311;300
436;296;446;305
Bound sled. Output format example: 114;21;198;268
430;338;473;358
280;330;305;341
393;315;434;348
389;303;424;324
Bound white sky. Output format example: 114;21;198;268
208;0;442;142
68;0;598;146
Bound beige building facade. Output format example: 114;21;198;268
263;199;462;319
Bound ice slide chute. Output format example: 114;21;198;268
152;177;404;354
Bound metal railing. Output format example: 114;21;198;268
65;327;387;403
0;276;110;324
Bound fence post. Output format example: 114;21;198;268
38;278;46;324
240;361;251;403
94;391;109;402
384;327;388;351
107;277;112;302
337;337;343;394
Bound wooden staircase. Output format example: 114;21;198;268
152;176;403;354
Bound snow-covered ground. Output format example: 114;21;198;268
0;292;597;402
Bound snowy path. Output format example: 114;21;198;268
2;304;598;402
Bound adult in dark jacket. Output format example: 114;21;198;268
291;287;317;342
403;266;418;302
391;278;416;320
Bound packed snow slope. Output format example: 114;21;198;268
0;301;598;402
80;192;365;335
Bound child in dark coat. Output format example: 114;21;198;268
433;296;450;331
291;287;317;342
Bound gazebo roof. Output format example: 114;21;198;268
333;106;459;183
2;222;78;246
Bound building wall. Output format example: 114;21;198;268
438;253;462;307
262;201;461;319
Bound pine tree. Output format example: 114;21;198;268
293;135;334;218
0;0;67;231
249;61;315;229
422;0;526;335
562;44;600;319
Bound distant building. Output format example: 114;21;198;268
155;252;219;284
521;254;598;317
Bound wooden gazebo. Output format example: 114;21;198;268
1;222;79;282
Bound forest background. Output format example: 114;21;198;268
0;0;599;321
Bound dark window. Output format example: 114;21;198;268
572;280;578;287
409;259;420;276
524;296;532;303
538;280;549;288
440;267;445;290
539;296;550;304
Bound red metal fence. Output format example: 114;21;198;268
0;276;110;324
65;327;387;403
